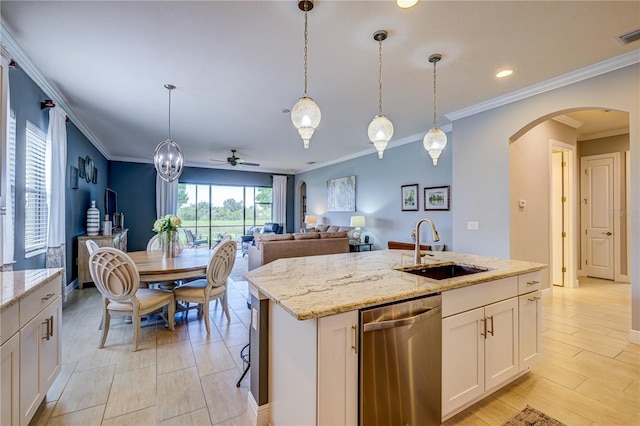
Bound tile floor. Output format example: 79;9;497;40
31;273;638;425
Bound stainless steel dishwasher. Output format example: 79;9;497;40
360;293;442;426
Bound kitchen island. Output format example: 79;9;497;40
244;250;546;425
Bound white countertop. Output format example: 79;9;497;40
0;269;64;310
244;250;546;320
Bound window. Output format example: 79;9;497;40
177;183;272;246
24;121;48;254
8;110;16;224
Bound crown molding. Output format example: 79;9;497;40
0;24;111;159
578;127;629;142
446;49;640;122
553;115;583;128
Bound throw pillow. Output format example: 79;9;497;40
315;224;330;232
327;225;340;232
254;233;294;243
293;232;321;240
319;231;348;239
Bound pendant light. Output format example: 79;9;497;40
368;30;394;160
423;54;447;166
291;0;321;149
154;84;184;182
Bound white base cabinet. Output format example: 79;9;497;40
1;333;20;426
519;290;542;371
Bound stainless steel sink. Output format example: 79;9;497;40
397;263;489;280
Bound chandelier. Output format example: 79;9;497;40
423;54;447;166
368;30;394;159
291;0;321;149
154;84;184;182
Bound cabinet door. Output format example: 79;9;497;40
1;333;20;426
442;307;485;417
317;310;358;426
484;297;519;391
40;297;62;391
519;290;541;371
19;313;45;424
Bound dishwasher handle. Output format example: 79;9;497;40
363;307;437;332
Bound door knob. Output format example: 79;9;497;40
602;231;612;236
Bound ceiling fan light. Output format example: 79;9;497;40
368;114;394;159
423;127;447;165
292;96;321;149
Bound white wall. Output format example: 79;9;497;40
452;64;639;334
295;137;453;250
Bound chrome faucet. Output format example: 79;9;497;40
415;218;440;264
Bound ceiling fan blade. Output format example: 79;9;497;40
241;162;260;167
210;158;227;163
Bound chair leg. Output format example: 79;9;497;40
168;300;175;331
133;315;141;352
203;299;211;334
222;292;231;322
99;311;110;348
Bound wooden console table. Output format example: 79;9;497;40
77;229;128;289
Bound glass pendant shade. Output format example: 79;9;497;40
154;138;184;182
423;127;447;165
291;96;321;149
368;114;394;159
397;0;419;8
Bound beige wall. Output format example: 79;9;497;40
509;120;578;289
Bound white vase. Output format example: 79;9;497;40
87;200;100;236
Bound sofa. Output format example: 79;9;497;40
248;230;351;270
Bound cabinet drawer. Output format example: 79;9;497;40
442;277;518;318
1;301;20;344
518;271;541;294
19;277;60;328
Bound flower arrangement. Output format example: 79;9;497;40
152;214;182;234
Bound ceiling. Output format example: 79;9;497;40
1;1;638;174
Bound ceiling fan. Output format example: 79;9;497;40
211;149;260;167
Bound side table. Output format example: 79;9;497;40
349;242;373;252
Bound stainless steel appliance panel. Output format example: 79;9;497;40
360;294;442;426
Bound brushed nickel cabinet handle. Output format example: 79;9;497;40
41;318;51;340
351;325;357;354
487;315;494;337
528;296;540;302
526;280;540;286
41;293;55;301
480;318;487;338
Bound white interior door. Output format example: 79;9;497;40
551;151;566;286
582;155;614;280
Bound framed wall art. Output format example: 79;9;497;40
78;156;86;178
424;185;450;211
401;184;419;211
326;175;356;212
70;166;79;189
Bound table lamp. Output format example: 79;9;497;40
350;215;366;243
304;215;317;229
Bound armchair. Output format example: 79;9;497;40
241;226;262;257
184;228;207;247
262;222;283;234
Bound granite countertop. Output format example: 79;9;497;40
244;250;546;320
0;269;64;310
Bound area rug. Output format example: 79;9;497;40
229;253;248;282
503;406;566;426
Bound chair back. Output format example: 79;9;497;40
184;229;195;245
147;234;161;252
206;240;237;288
86;239;100;255
88;247;141;302
262;222;281;234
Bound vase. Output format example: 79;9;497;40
87;200;100;236
160;230;183;258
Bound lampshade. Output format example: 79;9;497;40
423;127;447;166
304;215;317;224
291;96;321;149
368;114;394;159
350;216;366;228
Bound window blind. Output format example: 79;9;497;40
25;121;48;253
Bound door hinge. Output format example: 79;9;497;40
562;196;567;202
586;259;589;265
562;267;567;273
562;232;566;237
585;169;589;175
562;161;567;167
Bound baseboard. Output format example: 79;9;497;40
630;329;640;345
247;391;270;426
65;279;78;297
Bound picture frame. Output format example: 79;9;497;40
401;184;419;211
70;166;79;189
424;185;450;211
92;167;98;184
78;157;86;178
326;175;356;212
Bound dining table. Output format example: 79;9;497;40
127;248;214;283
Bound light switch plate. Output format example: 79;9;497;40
467;221;479;230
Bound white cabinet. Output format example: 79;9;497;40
1;333;20;426
442;297;519;416
519;271;542;371
20;296;62;424
317;311;358;426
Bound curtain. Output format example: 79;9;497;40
1;52;13;271
272;175;287;231
45;106;67;300
156;174;178;218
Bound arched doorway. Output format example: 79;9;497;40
510;108;630;288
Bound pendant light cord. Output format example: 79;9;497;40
167;88;172;140
303;8;309;96
432;60;437;128
378;38;383;115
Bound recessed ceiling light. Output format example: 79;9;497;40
496;69;514;78
397;0;419;9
